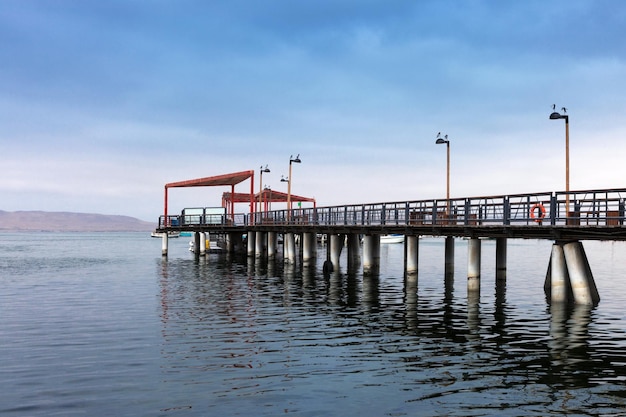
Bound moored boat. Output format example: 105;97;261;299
151;231;180;238
380;234;404;244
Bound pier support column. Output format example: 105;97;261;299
550;243;569;304
347;234;361;272
199;232;206;256
467;238;481;292
302;232;317;265
444;236;455;278
405;235;419;275
161;233;168;256
563;241;600;305
362;234;380;274
496;237;507;280
255;231;266;258
329;234;344;271
193;232;201;256
247;231;256;257
227;232;243;254
267;232;277;259
546;241;600;305
285;233;296;264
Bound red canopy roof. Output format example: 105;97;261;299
165;170;253;188
224;189;316;203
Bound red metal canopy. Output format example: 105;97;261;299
165;170;254;188
163;170;317;226
223;190;316;204
164;170;255;224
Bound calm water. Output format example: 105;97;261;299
2;232;626;416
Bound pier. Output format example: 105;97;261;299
156;171;626;306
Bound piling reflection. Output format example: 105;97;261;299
156;246;626;411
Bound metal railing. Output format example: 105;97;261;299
159;188;626;229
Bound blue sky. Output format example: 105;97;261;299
2;0;625;221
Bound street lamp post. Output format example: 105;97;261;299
286;154;301;220
550;106;570;219
435;134;451;218
258;165;270;222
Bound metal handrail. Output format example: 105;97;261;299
159;188;626;228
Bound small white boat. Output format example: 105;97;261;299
151;231;180;238
380;234;404;244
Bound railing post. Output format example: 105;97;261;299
464;198;470;225
550;194;557;226
405;202;410;226
432;201;438;225
381;204;386;225
344;206;348;225
504;197;510;226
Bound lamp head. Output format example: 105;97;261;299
436;138;449;145
280;175;289;183
549;112;563;120
290;154;301;163
261;164;270;173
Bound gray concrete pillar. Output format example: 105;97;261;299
563;241;600;305
302;232;317;265
161;233;168;256
444;236;455;278
194;232;201;256
495;237;507;280
268;232;277;259
255;231;266;258
227;232;243;254
199;232;206;256
347;234;360;272
406;235;419;275
285;233;296;264
467;237;481;292
330;234;344;271
550;243;568;303
362;234;380;274
247;231;256;257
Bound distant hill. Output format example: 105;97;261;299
0;210;155;232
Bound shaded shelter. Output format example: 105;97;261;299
163;170;254;225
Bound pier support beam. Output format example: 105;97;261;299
444;236;455;278
546;241;600;305
255;231;266;258
467;238;481;292
227;232;243;254
199;232;206;256
285;233;296;264
550;243;569;303
495;237;507;280
362;234;380;274
329;234;344;271
247;231;256;257
302;232;317;265
268;232;277;259
193;232;201;256
563;241;600;305
161;233;168;256
405;235;419;275
347;233;361;272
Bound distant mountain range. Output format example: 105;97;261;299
0;210;155;232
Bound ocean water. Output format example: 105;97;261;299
2;232;626;416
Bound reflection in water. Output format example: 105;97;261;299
157;244;626;416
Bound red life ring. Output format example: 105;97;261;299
530;203;546;222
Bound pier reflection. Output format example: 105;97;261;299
156;250;626;399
